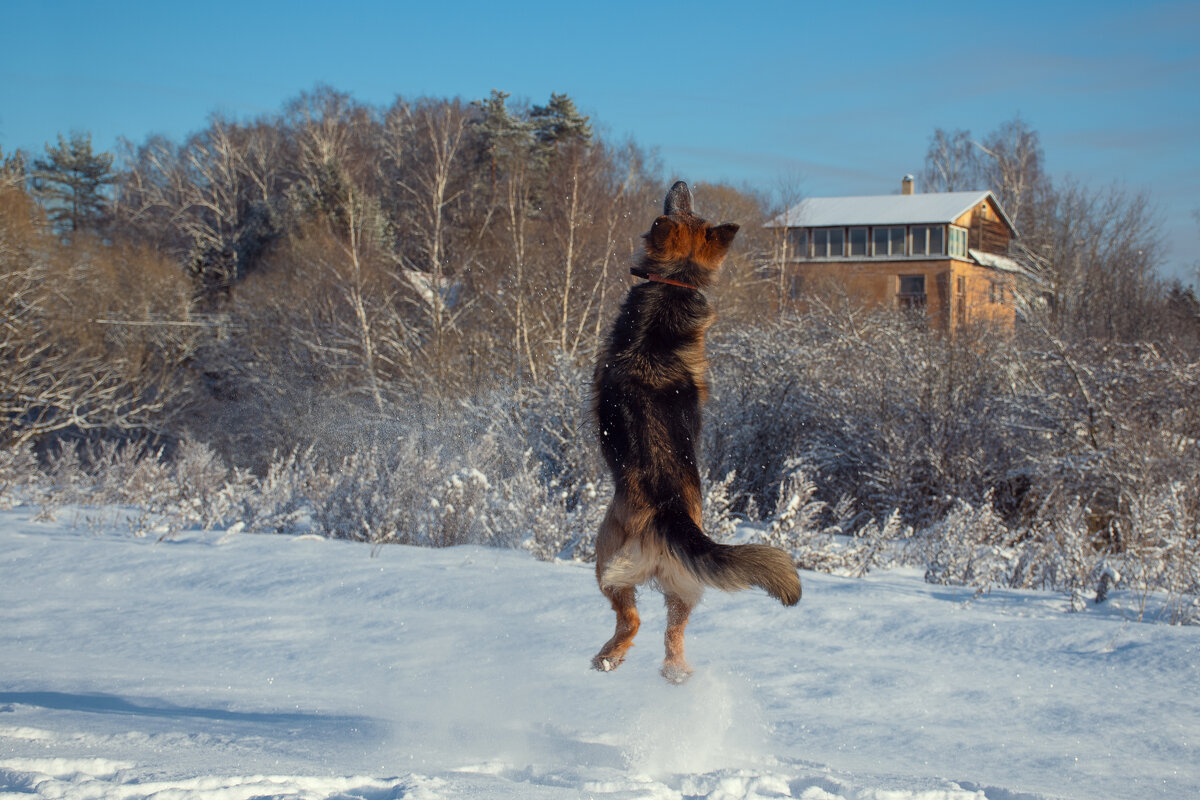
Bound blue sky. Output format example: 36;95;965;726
3;0;1197;283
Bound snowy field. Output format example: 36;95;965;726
1;506;1197;800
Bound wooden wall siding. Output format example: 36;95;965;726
789;259;954;329
973;217;1011;254
949;262;1017;329
787;257;1017;332
954;196;1014;255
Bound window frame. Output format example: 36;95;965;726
989;280;1006;304
812;227;845;258
788;228;809;260
948;225;969;259
911;225;945;257
849;226;868;257
897;274;927;309
873;225;907;257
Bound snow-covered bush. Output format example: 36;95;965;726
302;430;506;547
266;419;606;557
27;438;252;536
849;510;911;578
4;302;1195;623
755;460;889;575
170;439;255;531
305;437;424;544
915;492;1104;609
515;465;604;563
704;308;1034;528
911;488;1200;622
496;352;606;512
0;444;38;508
702;470;742;542
237;446;324;534
919;497;1021;594
1113;482;1200;624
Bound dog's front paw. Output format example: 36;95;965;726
592;652;626;672
660;661;693;685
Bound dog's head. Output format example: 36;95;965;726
642;181;739;285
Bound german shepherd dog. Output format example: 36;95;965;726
592;181;801;683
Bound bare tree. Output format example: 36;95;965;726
1193;209;1200;288
472;90;545;381
919;117;1046;233
767;170;805;316
285;87;382;227
114;117;285;301
499;121;540;380
917;116;1173;342
1;185;194;448
582;140;653;351
691;181;773;322
541;140;634;360
385;97;481;401
921;128;979;193
973;116;1045;233
1016;178;1162;341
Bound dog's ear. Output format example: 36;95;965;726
708;223;740;249
648;216;677;248
664;181;693;216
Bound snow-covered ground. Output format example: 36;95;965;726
1;506;1197;800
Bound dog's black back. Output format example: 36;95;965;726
592;182;800;606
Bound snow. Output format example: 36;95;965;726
765;191;1005;229
2;506;1198;799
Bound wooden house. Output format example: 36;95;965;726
766;176;1027;330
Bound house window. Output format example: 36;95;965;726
788;228;808;259
849;227;868;256
813;227;844;258
911;225;945;256
898;274;926;309
948;226;968;258
873;226;906;256
956;276;967;326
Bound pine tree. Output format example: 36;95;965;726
472;89;535;189
32;132;115;235
1165;281;1200;344
1;146;27;189
530;93;592;150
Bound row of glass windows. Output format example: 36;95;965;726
792;225;969;259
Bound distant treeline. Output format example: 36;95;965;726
1;90;1198;617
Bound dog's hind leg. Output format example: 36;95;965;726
661;593;695;684
592;584;639;672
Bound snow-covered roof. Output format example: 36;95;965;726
969;248;1028;276
969;249;1046;291
768;190;1016;235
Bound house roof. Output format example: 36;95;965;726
969;248;1024;275
968;248;1043;284
768;190;1018;236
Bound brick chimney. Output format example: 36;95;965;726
902;174;914;195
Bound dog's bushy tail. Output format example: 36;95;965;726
659;505;801;605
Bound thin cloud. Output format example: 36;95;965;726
664;144;888;189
